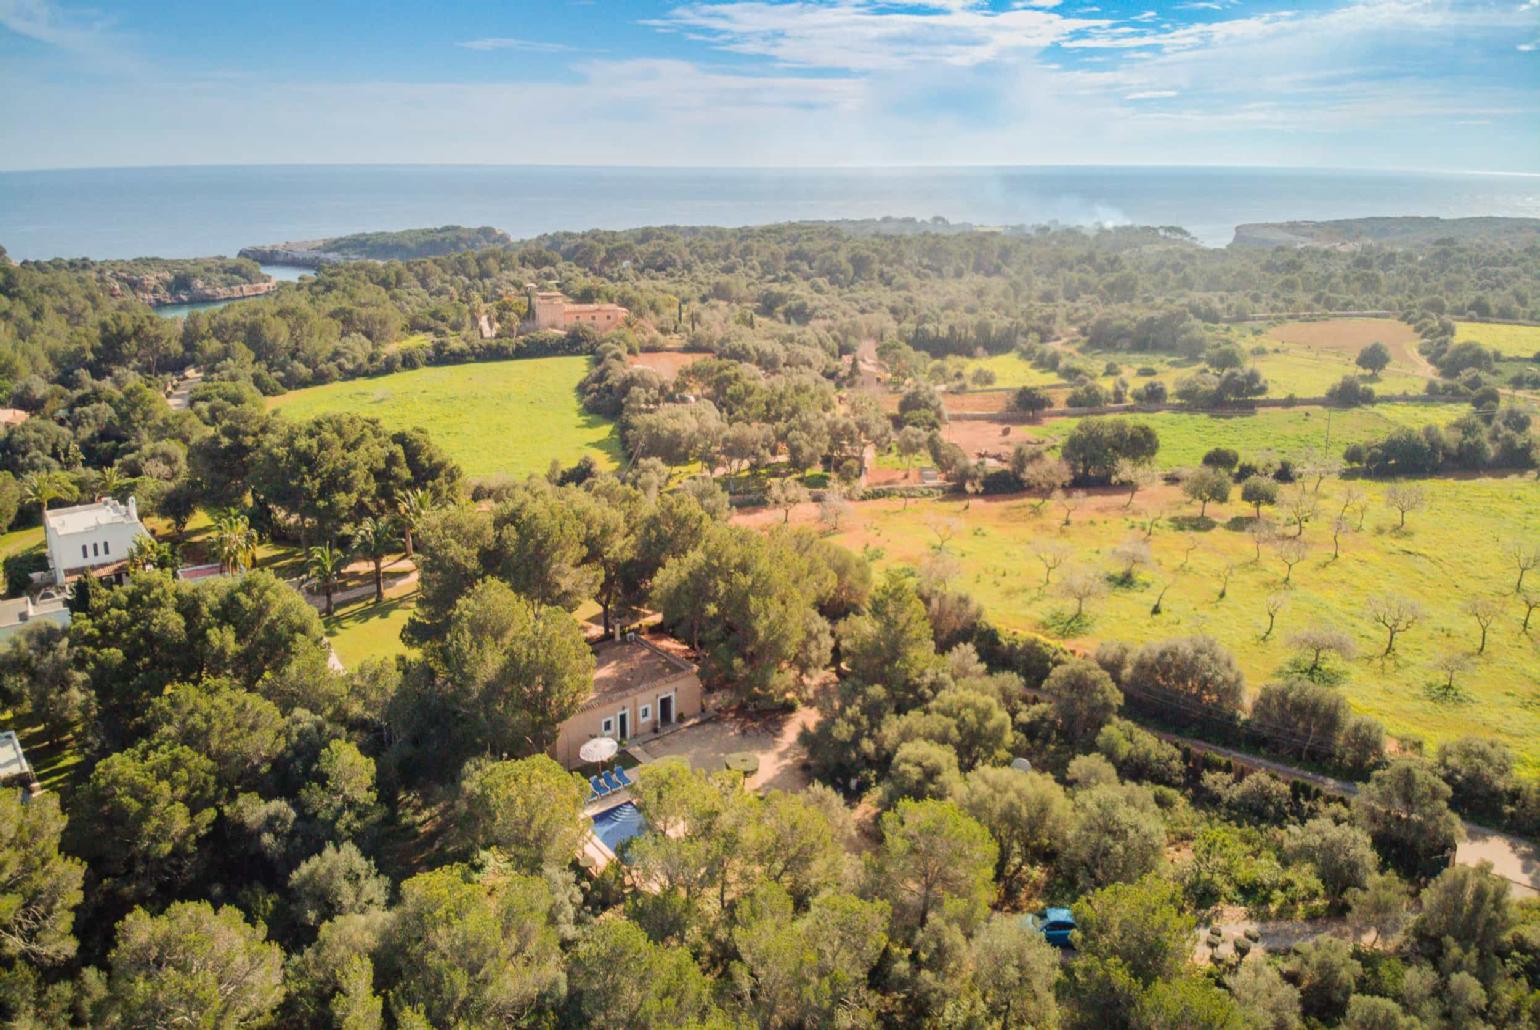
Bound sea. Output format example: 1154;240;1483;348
2;164;1538;262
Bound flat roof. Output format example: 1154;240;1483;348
0;595;66;628
0;731;29;782
44;499;142;536
586;637;695;710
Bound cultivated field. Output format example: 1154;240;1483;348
268;357;621;478
628;350;708;380
796;477;1540;771
1455;321;1540;359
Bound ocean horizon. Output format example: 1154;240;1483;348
2;163;1538;260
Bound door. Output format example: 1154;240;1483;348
658;693;674;727
617;708;630;741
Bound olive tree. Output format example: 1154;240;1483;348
1288;624;1356;679
1352;759;1463;877
1385;483;1426;530
1366;594;1423;657
1181;466;1231;518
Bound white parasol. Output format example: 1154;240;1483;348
579;737;620;765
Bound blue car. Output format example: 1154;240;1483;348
1026;907;1077;948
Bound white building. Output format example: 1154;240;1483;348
0;594;70;643
43;497;150;586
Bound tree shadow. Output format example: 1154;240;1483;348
1168;515;1217;532
1043;608;1093;636
1105;571;1150;592
1423;680;1473;705
1277;656;1348;686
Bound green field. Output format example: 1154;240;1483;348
0;525;42;562
1456;321;1540;359
1018;403;1460;470
325;591;415;667
826;476;1540;772
959;353;1062;389
269;357;621;479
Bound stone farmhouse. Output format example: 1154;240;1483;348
528;289;628;333
553;633;702;768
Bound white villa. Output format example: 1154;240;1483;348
42;496;150;586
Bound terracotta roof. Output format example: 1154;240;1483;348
582;636;696;712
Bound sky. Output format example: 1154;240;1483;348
0;0;1536;172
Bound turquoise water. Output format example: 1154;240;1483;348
590;801;647;856
152;263;312;319
3;165;1537;258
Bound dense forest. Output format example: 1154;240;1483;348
239;225;514;266
6;221;1539;396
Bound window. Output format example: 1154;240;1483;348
81;544;88;559
91;542;99;557
102;541;109;555
640;704;651;722
601;717;613;735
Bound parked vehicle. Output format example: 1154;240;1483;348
1026;907;1077;948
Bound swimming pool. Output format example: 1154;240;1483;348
591;801;648;856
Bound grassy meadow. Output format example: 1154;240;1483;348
1456;321;1540;359
953;316;1435;404
269;356;621;479
1016;403;1460;470
822;476;1540;772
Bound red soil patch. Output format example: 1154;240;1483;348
942;419;1029;462
628;350;707;380
943;391;1014;414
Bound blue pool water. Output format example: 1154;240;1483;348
591;801;647;856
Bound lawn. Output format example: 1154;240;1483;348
324;591;416;667
1017;403;1460;470
0;525;42;562
269;356;622;479
960;353;1062;390
1455;321;1540;359
819;476;1540;772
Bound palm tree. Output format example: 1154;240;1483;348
94;465;128;501
211;509;260;574
127;536;177;573
396;489;426;559
306;542;348;617
22;470;76;518
352;516;398;604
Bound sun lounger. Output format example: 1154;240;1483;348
612;767;635;789
601;770;625;794
588;774;610;803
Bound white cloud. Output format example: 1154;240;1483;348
457;37;575;53
648;1;1106;70
0;0;1535;174
0;0;117;54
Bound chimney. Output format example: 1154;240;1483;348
127;496;138;521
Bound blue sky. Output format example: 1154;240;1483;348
1;0;1536;171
